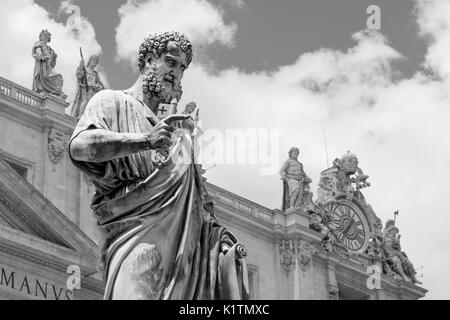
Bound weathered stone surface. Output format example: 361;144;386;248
1;32;428;300
69;54;105;120
68;31;249;300
31;30;66;100
280;147;313;211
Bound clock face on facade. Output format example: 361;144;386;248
325;200;370;254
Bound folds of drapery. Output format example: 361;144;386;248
68;90;249;300
100;138;249;300
32;42;64;96
70;69;104;120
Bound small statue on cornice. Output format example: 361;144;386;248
70;53;105;120
317;151;370;205
280;147;313;211
382;219;422;284
32;29;66;99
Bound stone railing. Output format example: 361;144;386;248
0;76;43;110
206;182;274;225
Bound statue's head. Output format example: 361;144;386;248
385;219;395;228
184;101;197;114
288;147;300;159
138;31;193;103
340;150;359;174
384;219;399;234
39;29;51;43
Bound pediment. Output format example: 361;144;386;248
0;157;98;260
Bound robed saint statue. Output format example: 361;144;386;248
69;31;249;300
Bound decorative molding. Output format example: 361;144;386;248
279;239;319;274
0;149;36;185
0;242;104;295
279;239;296;275
207;182;274;226
0;76;43;110
0;242;66;273
0;76;76;135
0;194;52;242
297;240;318;272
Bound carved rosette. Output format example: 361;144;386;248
47;128;68;164
280;239;318;274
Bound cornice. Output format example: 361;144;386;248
0;241;104;295
0;185;67;246
0;77;76;134
0;159;99;258
215;206;276;243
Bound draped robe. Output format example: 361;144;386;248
31;41;64;96
69;90;249;300
70;65;104;120
280;159;308;210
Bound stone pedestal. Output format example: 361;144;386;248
273;208;312;230
284;208;311;228
41;94;69;115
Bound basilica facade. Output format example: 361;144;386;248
0;74;426;300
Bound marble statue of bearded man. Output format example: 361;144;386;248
69;31;249;300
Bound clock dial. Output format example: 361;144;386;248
324;200;370;254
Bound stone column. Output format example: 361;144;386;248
283;207;311;228
326;258;339;300
293;240;318;299
43;126;69;215
279;239;296;299
279;238;320;300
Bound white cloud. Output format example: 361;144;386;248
115;0;237;67
416;0;450;80
113;0;450;299
0;0;102;100
179;31;449;298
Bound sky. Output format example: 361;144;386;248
0;0;449;299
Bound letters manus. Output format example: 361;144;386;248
0;266;73;300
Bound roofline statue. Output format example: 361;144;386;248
32;29;66;99
280;147;314;212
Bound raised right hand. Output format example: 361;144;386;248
144;114;191;150
144;120;173;150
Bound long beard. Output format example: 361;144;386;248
142;65;182;103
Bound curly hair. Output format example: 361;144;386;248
138;31;193;71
